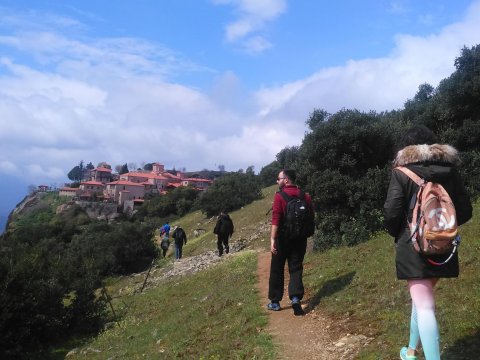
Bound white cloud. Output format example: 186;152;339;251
213;0;286;53
1;1;480;186
243;36;272;55
0;161;19;175
255;1;480;119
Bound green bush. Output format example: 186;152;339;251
196;171;262;217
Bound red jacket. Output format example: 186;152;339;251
271;185;313;226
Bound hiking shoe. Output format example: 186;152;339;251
399;347;417;360
291;297;305;316
267;302;281;311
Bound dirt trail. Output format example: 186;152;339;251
257;251;370;359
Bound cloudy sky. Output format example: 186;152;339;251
1;0;480;218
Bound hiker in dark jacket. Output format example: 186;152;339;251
213;211;234;256
171;226;187;260
384;125;472;360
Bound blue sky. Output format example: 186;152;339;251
1;0;480;221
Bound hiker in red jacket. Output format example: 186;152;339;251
267;169;314;316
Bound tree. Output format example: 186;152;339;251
276;146;300;169
136;186;200;220
258;161;282;187
67;160;86;181
306;108;330;130
120;163;129;174
196;172;262;217
294;109;395;249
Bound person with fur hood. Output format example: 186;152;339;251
384;125;472;360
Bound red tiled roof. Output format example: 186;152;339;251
183;178;213;183
122;171;168;180
107;180;144;187
96;167;112;172
80;181;104;186
167;182;182;188
163;172;180;179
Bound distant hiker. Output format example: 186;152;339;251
161;222;171;238
159;224;170;258
384;125;472;360
160;233;170;258
213;211;234;256
267;169;314;316
172;225;187;260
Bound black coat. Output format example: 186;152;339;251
172;227;187;246
213;214;234;237
384;144;472;280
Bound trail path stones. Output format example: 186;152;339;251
117;222;372;359
257;251;372;359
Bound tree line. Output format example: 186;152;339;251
258;44;480;250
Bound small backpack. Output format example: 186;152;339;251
396;166;459;265
160;236;170;250
278;190;314;240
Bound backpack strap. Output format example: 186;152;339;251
395;166;425;186
278;189;305;202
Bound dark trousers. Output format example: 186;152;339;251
268;237;307;302
175;244;183;259
217;234;230;256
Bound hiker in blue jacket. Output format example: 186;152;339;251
161;222;171;238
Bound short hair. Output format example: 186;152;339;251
282;169;296;182
399;125;438;149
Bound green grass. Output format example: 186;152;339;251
67;251;276;359
303;202;480;359
60;188;479;359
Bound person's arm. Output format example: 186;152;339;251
270;224;279;254
450;169;473;226
270;192;283;254
383;170;406;237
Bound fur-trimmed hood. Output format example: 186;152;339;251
393;144;461;167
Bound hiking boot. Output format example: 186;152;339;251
267;302;281;311
291;296;305;316
399;347;417;360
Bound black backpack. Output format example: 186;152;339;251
278;190;314;240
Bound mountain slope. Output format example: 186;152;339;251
62;188;479;360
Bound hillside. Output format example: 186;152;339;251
58;187;479;360
0;215;7;234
